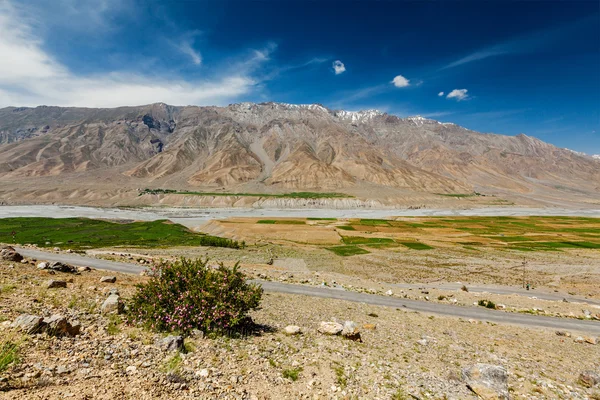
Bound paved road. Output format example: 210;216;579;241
390;282;600;306
16;247;600;335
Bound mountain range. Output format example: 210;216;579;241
0;102;598;207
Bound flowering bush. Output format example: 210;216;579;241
127;258;263;335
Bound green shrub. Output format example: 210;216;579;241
282;367;302;381
127;258;262;335
478;299;496;309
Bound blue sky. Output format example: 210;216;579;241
0;0;598;153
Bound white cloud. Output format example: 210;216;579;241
0;1;266;107
332;60;346;75
446;89;469;101
391;75;410;88
438;91;444;97
177;40;202;65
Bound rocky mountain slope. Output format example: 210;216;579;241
0;102;598;203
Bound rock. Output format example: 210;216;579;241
584;336;598;345
48;261;77;273
11;314;45;334
77;266;91;272
43;315;80;337
101;294;122;314
341;321;362;342
555;331;571;337
362;323;376;330
158;335;184;352
385;290;393;296
126;366;138;374
37;262;48;269
197;369;209;378
578;370;600;388
574;336;585;344
100;276;117;283
462;363;509;400
318;321;343;336
0;246;23;262
283;325;302;335
46;279;67;289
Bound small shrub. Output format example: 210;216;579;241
477;299;496;309
461;285;469;292
437;295;447;301
282;367;301;381
127;258;263;335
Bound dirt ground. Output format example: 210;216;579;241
1;259;599;400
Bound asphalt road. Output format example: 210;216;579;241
390;282;600;306
16;247;600;335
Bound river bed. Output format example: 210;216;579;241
0;205;598;229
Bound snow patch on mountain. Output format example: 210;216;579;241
334;109;384;123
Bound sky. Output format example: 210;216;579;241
0;0;599;153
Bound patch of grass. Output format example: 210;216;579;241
141;188;351;199
106;314;122;335
0;217;242;250
391;387;411;400
400;242;433;250
282;367;301;381
0;340;20;373
325;245;370;257
162;352;183;374
341;236;395;245
336;225;356;231
332;364;347;388
0;284;16;295
436;192;479;198
358;219;391;226
256;220;305;225
307;217;337;221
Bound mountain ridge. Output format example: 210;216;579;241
0;102;597;207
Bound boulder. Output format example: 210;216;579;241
318;321;343;336
43;315;70;336
11;314;45;334
48;261;77;273
462;363;509;400
0;246;23;262
46;279;67;289
283;325;302;335
101;294;122;314
100;276;117;283
341;321;362;342
78;266;91;272
37;262;48;270
578;370;600;388
584;336;598;345
158;335;184;352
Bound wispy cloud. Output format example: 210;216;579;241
446;89;469;101
0;0;269;107
437;91;444;97
332;60;346;75
177;39;202;65
440;15;597;70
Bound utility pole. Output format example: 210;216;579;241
522;260;528;289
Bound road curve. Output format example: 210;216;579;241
16;247;600;335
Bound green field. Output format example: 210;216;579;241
0;218;241;249
325;245;370;256
341;236;395;245
399;242;434;250
257;220;305;225
140;189;351;199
